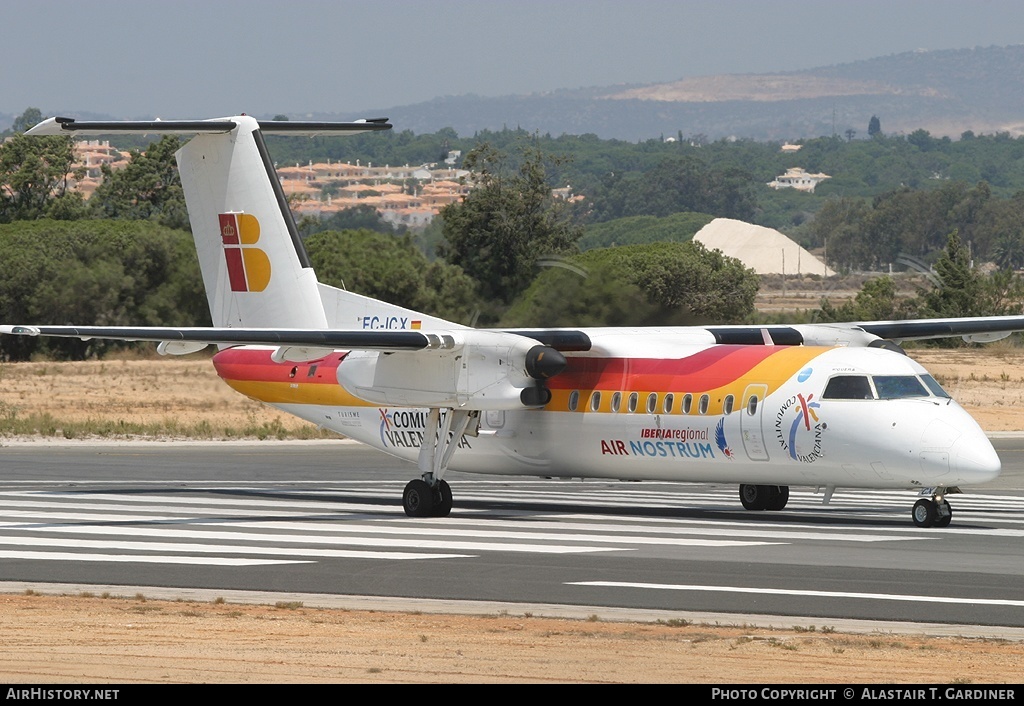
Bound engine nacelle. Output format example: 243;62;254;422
336;330;566;410
795;324;884;348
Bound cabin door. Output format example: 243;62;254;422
740;383;770;461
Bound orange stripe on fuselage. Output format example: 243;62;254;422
549;345;829;415
211;344;830;413
551;345;826;394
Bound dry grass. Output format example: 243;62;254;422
0;354;334;440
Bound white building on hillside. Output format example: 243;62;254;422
767;167;830;193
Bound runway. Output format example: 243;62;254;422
1;439;1023;632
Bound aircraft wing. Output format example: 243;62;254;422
0;325;429;351
854;315;1024;343
0;325;593;352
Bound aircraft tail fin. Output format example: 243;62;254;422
28;116;393;330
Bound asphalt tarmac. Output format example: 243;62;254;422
1;438;1022;637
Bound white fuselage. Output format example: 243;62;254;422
214;334;1001;492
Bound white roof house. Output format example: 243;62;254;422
767;167;831;193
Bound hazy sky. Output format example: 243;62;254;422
2;0;1022;120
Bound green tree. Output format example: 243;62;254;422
0;132;83;223
593;155;757;223
7;107;43;136
818;276;917;323
306;229;478;323
89;136;189;230
502;259;656;327
579;212;714;250
917;229;1019;321
0;220;207;360
298;205;396;238
438;143;583;303
503;241;758;327
868;115;882;137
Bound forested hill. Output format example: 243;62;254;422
336;45;1024;142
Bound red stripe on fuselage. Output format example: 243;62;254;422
550;345;792;393
213;347;346;383
213;344;810;395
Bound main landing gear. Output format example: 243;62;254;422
739;484;790;511
402;408;475;518
402;478;453;518
911;491;953;528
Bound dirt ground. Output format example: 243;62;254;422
1;348;1023;683
1;592;1022;684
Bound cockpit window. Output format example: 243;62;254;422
822;375;874;400
920;374;951;398
873;375;929;399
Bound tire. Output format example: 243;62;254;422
432;479;453;517
912;498;936;528
403;479;435;517
934;500;953;528
739;484;769;511
766;485;790;511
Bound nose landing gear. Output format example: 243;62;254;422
912;493;953;528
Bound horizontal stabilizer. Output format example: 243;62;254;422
26;116;392;137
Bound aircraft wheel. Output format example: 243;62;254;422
934;499;953;528
432;479;453;517
739;484;769;511
403;479;435;518
766;485;790;511
912;498;936;528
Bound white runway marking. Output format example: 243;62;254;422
8;523;621;554
0;535;471;560
1;483;1020;569
570;581;1024;607
0;551;308;566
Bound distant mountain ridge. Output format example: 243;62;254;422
341;45;1024;142
6;46;1024;142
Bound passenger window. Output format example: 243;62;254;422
747;395;758;415
646;393;658;414
589;391;601;412
822;375;874;400
568;390;579;412
698;394;709;415
611;391;622;413
682;394;693;414
627;392;638;413
664;393;674;414
723;395;734;415
873;375;929;399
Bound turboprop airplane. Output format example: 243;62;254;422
2;114;1020;528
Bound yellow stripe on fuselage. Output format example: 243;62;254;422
224;379;375;407
547;346;828;415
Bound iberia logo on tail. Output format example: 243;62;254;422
219;213;271;292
